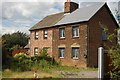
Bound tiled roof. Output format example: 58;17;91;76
30;3;118;30
55;3;105;26
29;12;64;30
24;44;30;49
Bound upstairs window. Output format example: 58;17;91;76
59;48;65;58
72;48;79;59
72;26;79;37
59;28;65;38
102;29;107;41
44;30;48;39
35;31;38;39
34;47;38;55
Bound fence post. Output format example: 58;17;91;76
98;47;104;79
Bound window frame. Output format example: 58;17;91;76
59;27;65;39
35;31;38;39
72;25;79;38
43;30;48;39
59;48;65;58
34;47;38;55
102;30;107;41
72;47;79;59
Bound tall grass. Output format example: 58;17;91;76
2;52;59;72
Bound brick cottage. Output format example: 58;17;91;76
29;1;118;67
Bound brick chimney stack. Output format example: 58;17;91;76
64;0;79;13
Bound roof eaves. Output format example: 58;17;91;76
55;3;105;26
29;12;65;31
54;20;88;27
104;3;119;28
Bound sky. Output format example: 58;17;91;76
1;0;120;36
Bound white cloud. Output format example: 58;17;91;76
3;0;66;2
2;0;118;2
2;26;30;35
2;2;63;35
1;0;119;36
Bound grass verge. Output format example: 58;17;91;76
2;65;98;78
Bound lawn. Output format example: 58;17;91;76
2;66;98;78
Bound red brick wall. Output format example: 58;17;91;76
87;5;117;67
64;2;79;13
53;24;87;67
30;29;53;56
29;4;117;68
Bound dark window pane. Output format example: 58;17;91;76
102;32;107;40
72;48;79;59
59;28;65;38
59;48;65;58
72;26;79;37
44;30;48;39
34;47;38;55
72;49;75;57
35;31;38;39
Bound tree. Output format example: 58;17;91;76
108;9;120;78
2;31;29;53
2;31;29;69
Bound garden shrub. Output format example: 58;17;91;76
3;50;60;72
39;48;48;58
14;53;28;59
10;53;32;71
109;45;120;78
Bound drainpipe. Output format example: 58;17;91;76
98;47;104;79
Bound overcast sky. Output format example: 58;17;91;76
1;0;120;35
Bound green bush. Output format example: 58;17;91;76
109;45;120;78
10;53;32;72
3;51;59;72
39;48;48;58
14;53;28;59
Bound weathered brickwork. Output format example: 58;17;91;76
64;2;79;13
29;4;118;68
30;29;53;56
52;24;87;67
87;5;117;67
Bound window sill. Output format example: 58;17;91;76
59;37;65;40
59;57;64;59
72;36;79;39
72;57;79;60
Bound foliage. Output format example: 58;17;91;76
14;53;28;59
9;45;22;52
9;53;32;72
108;9;120;78
2;31;29;70
102;26;120;78
109;45;120;78
103;10;120;78
3;51;59;72
39;48;48;58
2;31;29;52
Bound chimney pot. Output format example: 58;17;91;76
67;0;71;2
64;1;79;13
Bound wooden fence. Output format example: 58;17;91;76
12;49;28;56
